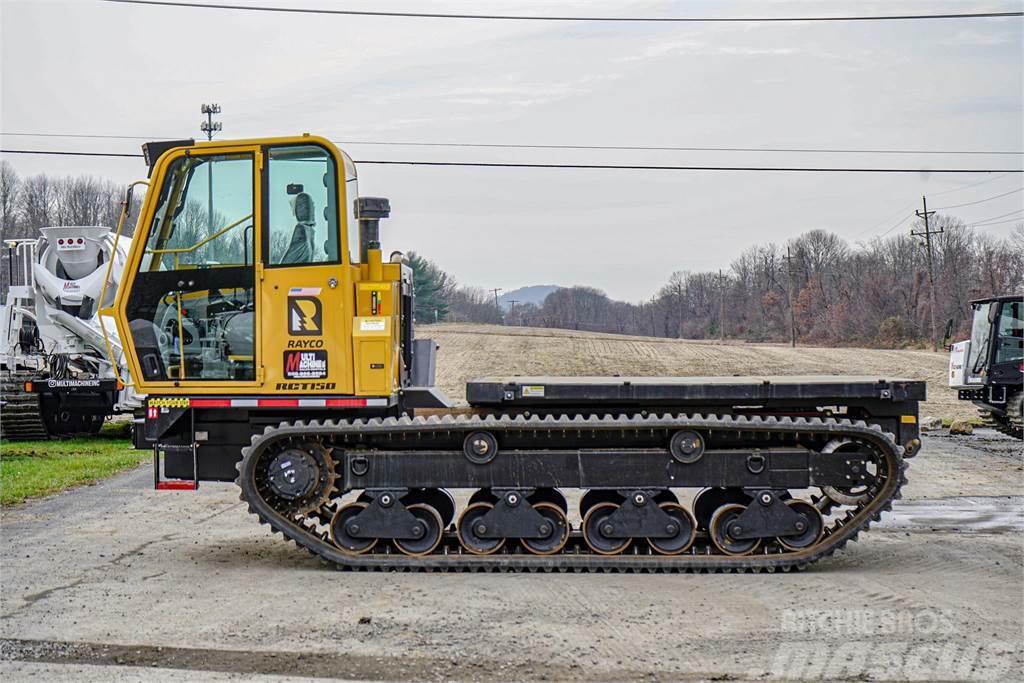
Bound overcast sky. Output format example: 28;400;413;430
2;0;1022;301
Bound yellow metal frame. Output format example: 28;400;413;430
113;143;264;392
98;180;150;390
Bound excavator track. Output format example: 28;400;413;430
0;370;48;440
237;413;907;572
977;392;1023;440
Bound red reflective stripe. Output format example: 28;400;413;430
175;398;372;409
156;481;197;491
190;399;231;408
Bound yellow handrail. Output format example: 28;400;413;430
97;180;150;390
147;213;253;256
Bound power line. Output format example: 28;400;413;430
1;149;143;158
3;148;1021;173
877;214;914;238
340;160;1024;174
929;172;1014;196
933;186;1024;210
3;131;1020;156
97;1;1024;23
969;208;1024;225
971;216;1024;227
853;173;1019;239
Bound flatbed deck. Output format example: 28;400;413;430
466;375;926;407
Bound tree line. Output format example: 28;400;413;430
412;219;1023;348
0;161;140;291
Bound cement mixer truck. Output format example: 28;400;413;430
1;226;142;438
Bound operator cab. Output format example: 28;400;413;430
963;296;1023;385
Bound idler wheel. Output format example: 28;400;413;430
266;449;320;500
709;503;762;556
669;430;705;464
521;502;570;556
456;502;505;555
463;431;498;465
330;502;377;555
777;500;825;551
394;504;444;557
582;502;630;555
648;502;697;555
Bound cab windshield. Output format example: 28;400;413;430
968;303;992;373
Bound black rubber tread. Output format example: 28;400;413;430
977;391;1024;440
236;413;908;573
0;371;48;440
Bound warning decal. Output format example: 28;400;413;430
283;350;329;379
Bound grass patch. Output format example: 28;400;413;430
0;429;145;506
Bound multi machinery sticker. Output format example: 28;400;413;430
283;350;329;379
288;295;323;336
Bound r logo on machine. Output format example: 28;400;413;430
283;350;328;379
287;288;322;336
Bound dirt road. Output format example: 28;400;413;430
2;430;1020;681
426;324;969;420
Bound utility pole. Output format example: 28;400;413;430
912;195;942;351
507;299;519;326
718;269;726;343
490;288;503;323
783;246;798;347
200;104;222;234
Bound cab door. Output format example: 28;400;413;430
119;145;262;393
258;142;354;395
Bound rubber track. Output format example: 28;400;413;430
236;413;908;573
0;371;48;440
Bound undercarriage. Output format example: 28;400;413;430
148;376;924;572
238;412;908;571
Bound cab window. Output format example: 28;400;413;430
266;145;339;266
995;300;1023;364
126;152;256;382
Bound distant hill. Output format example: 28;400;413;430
498;285;561;310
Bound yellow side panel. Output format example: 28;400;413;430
261;265;355;394
352;316;394;395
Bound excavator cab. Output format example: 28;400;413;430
115;135;443;398
110;135;446;480
949;295;1023;438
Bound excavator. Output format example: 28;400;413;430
105;134;925;571
949;295;1023;439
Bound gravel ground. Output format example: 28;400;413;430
1;430;1021;682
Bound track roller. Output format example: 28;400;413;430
693;487;752;531
582;502;631;555
708;503;762;556
776;500;824;551
456;502;505;555
647;503;696;555
393;504;444;557
520;502;570;555
330;502;377;555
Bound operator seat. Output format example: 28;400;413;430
281;192;316;264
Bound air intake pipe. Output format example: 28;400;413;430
356;196;390;281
